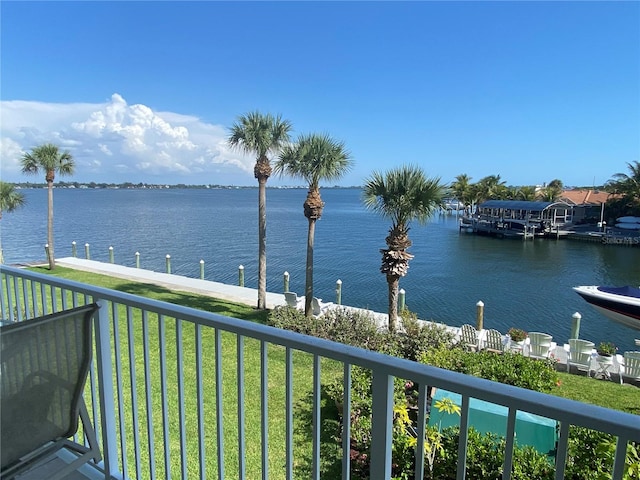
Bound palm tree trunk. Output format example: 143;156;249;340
387;274;399;332
304;218;316;317
257;177;267;309
47;180;55;269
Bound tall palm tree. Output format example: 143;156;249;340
228;111;292;309
21;143;75;269
275;133;353;316
0;181;26;264
538;179;564;202
363;166;445;332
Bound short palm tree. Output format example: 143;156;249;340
450;174;474;214
228;111;292;309
363;165;446;331
21;143;75;269
605;161;640;219
0;181;26;264
275;133;353;316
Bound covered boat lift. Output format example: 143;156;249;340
461;200;574;239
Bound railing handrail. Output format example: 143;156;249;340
3;265;637;439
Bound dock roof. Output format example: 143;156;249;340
478;200;572;211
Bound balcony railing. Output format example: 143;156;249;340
1;265;638;480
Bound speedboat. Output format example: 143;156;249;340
573;285;640;330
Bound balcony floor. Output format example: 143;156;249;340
15;450;111;480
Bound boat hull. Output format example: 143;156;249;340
573;285;640;331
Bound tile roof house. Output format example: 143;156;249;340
559;189;614;206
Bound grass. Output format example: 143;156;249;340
24;266;344;479
16;266;640;478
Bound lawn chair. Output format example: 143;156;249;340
459;324;479;351
0;304;101;480
284;291;300;308
483;329;505;353
619;351;640;385
527;332;553;360
312;297;329;316
567;339;595;377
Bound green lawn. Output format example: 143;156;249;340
27;266;344;479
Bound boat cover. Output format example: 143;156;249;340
597;286;640;299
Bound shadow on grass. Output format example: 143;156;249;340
114;281;270;323
291;385;344;478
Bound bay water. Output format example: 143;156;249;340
3;187;640;351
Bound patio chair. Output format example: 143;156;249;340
284;291;300;308
567;339;595;376
527;332;553;360
483;329;505;353
312;297;330;316
0;304;101;480
459;324;479;351
619;351;640;385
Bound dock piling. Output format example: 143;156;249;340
476;300;484;330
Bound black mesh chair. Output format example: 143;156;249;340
1;303;101;480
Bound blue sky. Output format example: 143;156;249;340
1;1;638;187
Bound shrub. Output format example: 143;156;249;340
389;309;457;361
418;345;559;392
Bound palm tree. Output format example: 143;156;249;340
538;179;564;202
228;111;292;309
450;174;474;214
363;165;445;332
275;133;353;316
21;143;75;269
516;185;538;201
606;161;640;200
0;181;26;264
475;174;508;203
605;161;640;219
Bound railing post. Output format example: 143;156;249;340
166;254;171;274
370;371;394;479
476;300;484;330
336;279;342;305
109;246;114;264
200;259;205;280
85;243;91;260
571;312;581;339
135;252;140;268
283;271;289;293
72;241;77;258
238;265;244;287
398;288;405;312
94;299;118;477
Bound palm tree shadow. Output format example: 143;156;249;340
292;385;344;478
112;281;269;323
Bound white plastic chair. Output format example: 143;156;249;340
619;351;640;385
527;332;553;360
567;339;595;377
284;292;300;308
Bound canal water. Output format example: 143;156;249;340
3;187;639;350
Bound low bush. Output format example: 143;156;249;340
418;345;559;392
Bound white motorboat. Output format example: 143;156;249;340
573;285;640;331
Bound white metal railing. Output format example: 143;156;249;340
1;265;638;480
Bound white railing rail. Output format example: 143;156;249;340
1;265;638;480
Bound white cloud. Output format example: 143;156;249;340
0;93;256;184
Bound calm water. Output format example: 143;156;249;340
3;188;640;350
